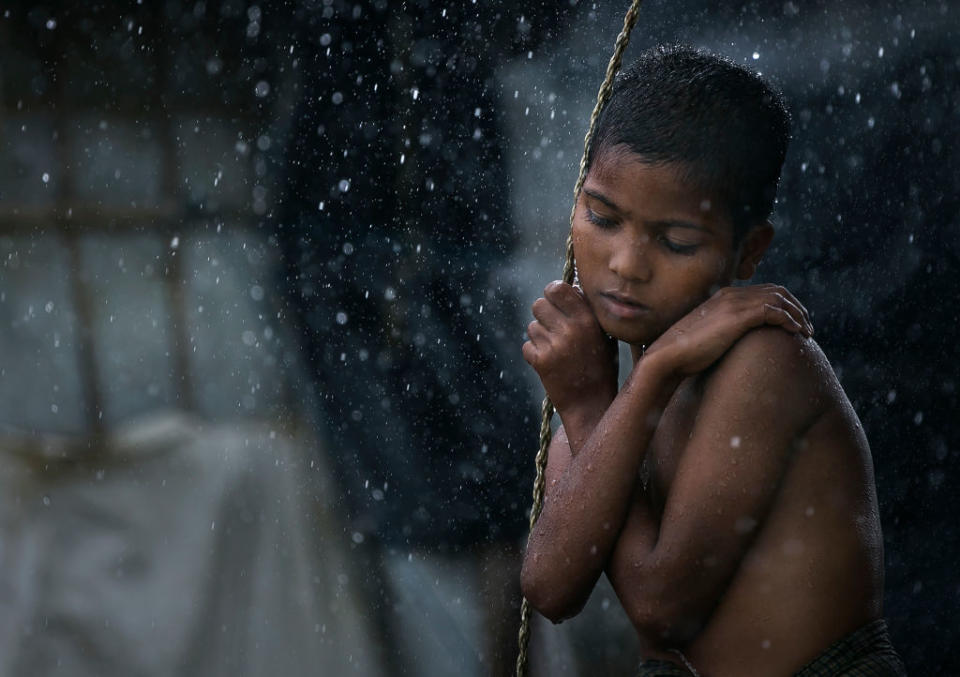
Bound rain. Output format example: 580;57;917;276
0;1;956;675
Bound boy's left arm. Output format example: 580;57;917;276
607;325;827;646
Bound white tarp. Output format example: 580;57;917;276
0;411;383;676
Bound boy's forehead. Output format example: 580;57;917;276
585;148;737;235
589;145;684;186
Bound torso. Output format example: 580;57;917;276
621;344;885;676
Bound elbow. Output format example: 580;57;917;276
520;554;590;624
631;607;699;649
618;570;702;648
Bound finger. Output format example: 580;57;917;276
769;285;813;333
736;285;809;336
756;284;811;330
532;296;565;330
544;280;589;317
521;339;537;366
526;320;550;346
761;303;805;335
765;289;812;336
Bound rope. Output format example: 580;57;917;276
515;2;644;675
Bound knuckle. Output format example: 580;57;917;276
544;280;565;297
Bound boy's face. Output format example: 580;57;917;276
572;151;761;348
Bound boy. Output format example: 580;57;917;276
520;46;905;676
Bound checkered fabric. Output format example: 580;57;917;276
637;619;906;676
636;659;694;677
794;619;906;676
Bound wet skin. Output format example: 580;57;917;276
521;151;885;675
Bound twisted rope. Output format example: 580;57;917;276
515;2;644;675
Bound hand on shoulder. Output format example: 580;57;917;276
644;283;814;378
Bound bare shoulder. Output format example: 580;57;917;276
701;326;835;431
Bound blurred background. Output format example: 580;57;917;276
0;0;956;675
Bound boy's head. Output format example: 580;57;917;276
587;44;791;244
572;45;792;349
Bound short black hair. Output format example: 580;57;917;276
587;44;791;242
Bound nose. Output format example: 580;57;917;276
609;232;652;282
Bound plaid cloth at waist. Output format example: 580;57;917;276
795;618;906;677
637;618;906;677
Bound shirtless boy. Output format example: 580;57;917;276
520;46;905;676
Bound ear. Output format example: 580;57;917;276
735;221;774;280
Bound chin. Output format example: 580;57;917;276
599;317;656;348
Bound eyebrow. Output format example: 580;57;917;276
582;187;621;212
581;188;714;234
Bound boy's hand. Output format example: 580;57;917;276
645;284;813;377
522;280;619;414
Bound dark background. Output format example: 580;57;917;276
0;1;956;674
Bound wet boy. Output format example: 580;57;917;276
520;46;905;676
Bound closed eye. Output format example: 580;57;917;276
585;207;617;229
658;235;699;255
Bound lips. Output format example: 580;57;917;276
598;291;650;320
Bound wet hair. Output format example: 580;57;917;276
587;44;791;243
